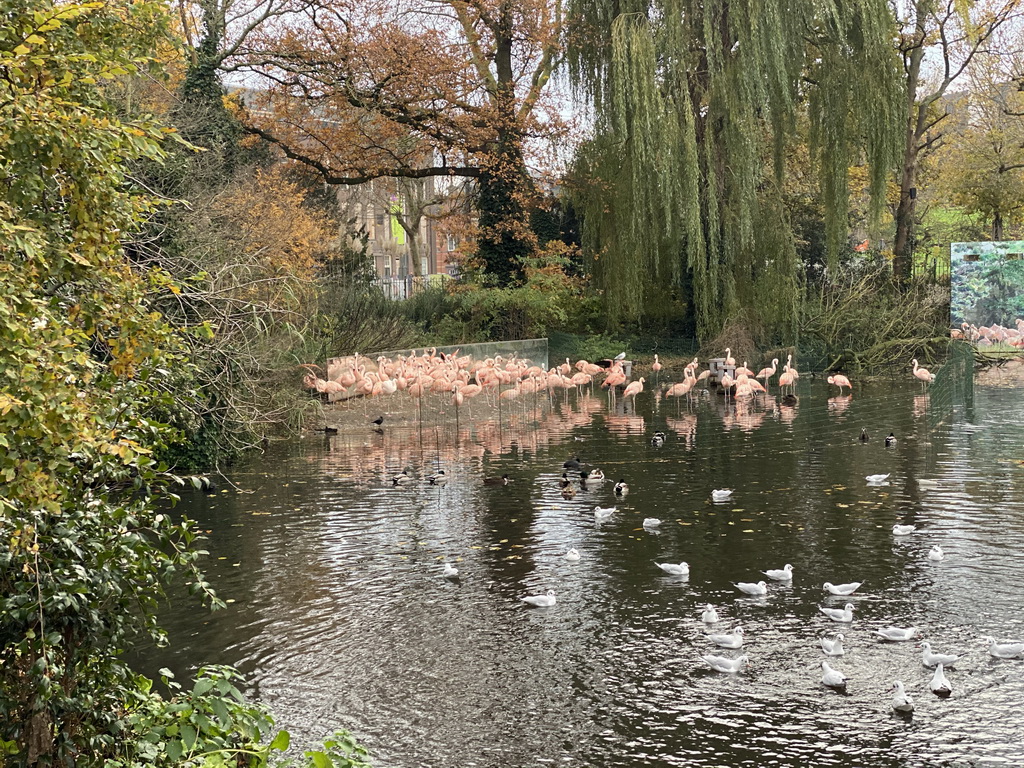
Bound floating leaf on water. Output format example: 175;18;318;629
857;501;873;505
231;563;240;567
511;544;524;549
489;546;501;551
499;539;509;544
226;599;236;604
470;546;483;550
217;556;227;560
727;521;735;526
742;529;755;533
732;508;744;512
837;503;850;508
678;521;692;525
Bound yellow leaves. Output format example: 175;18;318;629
0;393;27;415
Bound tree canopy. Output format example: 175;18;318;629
567;0;905;339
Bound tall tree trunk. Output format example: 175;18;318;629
476;2;532;286
894;10;927;285
993;210;1004;241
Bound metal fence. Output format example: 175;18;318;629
373;274;453;300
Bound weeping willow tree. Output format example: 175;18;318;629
568;0;904;340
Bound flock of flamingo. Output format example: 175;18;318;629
301;346;941;416
950;319;1024;348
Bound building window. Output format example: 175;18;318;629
446;234;458;252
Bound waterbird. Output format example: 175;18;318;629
613;480;629;496
561;485;576;499
593;506;617;523
763;563;794;581
442;562;459;579
821;633;846;656
827;374;852;395
885;432;897;447
701;604;719;623
823;581;862;596
581;468;605;482
428;470;449;485
392;469;413;485
911;358;935;387
558;472;571;488
651;432;666;447
982;636;1024;659
563;456;583;470
707;626;744;649
656;561;690;576
892;524;917;536
711;489;733;502
521;591;556;607
919;641;959;668
642;518;662;529
820;603;855;622
371;415;384;426
483;474;512;486
890;680;914;713
929;664;952;697
927;545;944;561
866;473;891;483
614;352;627;361
701;654;748;673
564;548;581;562
821;660;848;691
876;626;918;642
859;428;868;442
735;580;768;596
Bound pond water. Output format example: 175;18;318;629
142;380;1024;768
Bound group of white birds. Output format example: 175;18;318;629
505;462;1024;717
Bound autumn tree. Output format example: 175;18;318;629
212;0;566;286
567;0;904;339
926;42;1024;241
892;0;1024;280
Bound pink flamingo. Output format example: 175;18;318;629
724;347;736;367
778;368;796;395
622;377;645;400
652;354;663;373
755;358;778;391
911;359;935;388
827;374;852;395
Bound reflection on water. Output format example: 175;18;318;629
142;382;1024;768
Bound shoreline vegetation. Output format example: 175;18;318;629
2;0;1022;765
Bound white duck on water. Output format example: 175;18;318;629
821;661;848;691
763;563;794;581
701;604;720;623
983;636;1024;659
521;591;556;608
919;641;959;668
820;633;846;656
706;626;744;649
865;473;890;484
929;663;952;698
892;524;917;536
711;489;734;502
823;581;862;596
876;626;918;642
701;654;748;673
656;561;690;576
593;506;617;523
927;545;944;561
564;548;581;562
820;603;855;623
890;680;914;713
735;580;768;596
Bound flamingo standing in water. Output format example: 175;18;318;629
724;348;736;367
755;358;778;390
827;374;852;395
911;359;935;388
623;377;645;401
